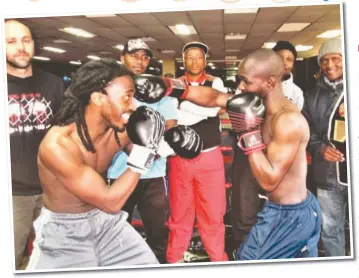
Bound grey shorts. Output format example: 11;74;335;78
26;207;159;270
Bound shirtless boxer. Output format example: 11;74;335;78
26;58;163;270
132;48;323;259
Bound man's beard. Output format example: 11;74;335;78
282;73;291;81
7;56;32;70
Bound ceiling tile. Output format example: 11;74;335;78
120;13;163;26
254;6;298;24
112;27;146;37
89;15;134;27
224;24;252;34
152;11;192;25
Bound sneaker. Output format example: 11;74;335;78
175;257;186;263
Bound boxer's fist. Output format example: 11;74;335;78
133;74;188;103
126;106;166;173
226;93;266;155
164;125;203;159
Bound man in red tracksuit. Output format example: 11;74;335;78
166;42;228;263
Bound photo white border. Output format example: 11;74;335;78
1;0;359;277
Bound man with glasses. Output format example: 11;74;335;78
107;39;178;263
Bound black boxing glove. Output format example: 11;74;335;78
126;106;166;173
164;125;203;159
226;93;266;155
133;74;189;104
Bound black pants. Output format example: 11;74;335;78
230;147;265;252
109;177;169;263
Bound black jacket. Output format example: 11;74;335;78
302;76;346;191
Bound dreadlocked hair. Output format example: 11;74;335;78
52;58;133;153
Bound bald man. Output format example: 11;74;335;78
131;48;323;260
228;49;322;260
5;19;64;269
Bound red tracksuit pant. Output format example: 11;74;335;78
166;147;228;262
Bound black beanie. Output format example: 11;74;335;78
272;41;297;60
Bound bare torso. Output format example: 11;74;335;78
261;101;309;205
38;124;130;213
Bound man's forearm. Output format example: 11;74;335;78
105;169;140;213
248;151;281;192
184;86;231;108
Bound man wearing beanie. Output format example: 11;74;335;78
302;37;348;257
273;40;304;110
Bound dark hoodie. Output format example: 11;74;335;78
7;68;64;195
302;75;346;191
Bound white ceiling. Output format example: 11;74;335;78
16;4;341;71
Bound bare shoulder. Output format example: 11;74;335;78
39;126;83;175
272;106;308;139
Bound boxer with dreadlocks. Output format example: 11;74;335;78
26;58;165;270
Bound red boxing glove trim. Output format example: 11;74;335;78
163;78;188;99
237;130;265;154
244;144;266;155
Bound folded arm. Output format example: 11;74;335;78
39;137;140;214
248;112;304;192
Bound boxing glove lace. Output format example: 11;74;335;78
126;106;166;173
133;74;189;104
164;125;203;159
226;93;266;155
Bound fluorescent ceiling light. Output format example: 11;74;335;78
87;55;101;60
149;67;154;70
60;27;96;38
161;49;176;54
317;29;341;39
234;67;238;70
99;51;112;54
159;60;163;63
33;56;50;61
277;23;310;32
211;66;216;69
53;39;71;44
117;60;122;64
208;62;214;66
224;8;258;14
225;33;246;40
169;24;197;35
295;45;313;52
296;58;304;61
180;66;184;70
43;46;66;53
262;42;276;49
114;44;124;51
225;49;240;52
70;60;82;65
85;14;117;18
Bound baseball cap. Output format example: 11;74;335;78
122;38;153;58
182;41;209;57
